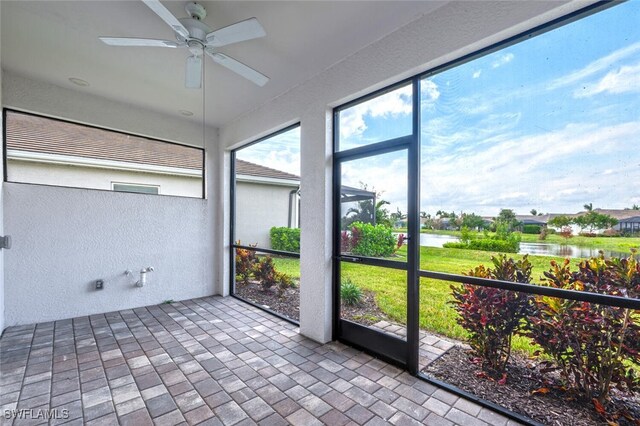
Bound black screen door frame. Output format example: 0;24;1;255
332;77;421;373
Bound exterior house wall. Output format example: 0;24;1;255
7;159;202;198
235;180;298;248
220;1;589;343
2;72;219;326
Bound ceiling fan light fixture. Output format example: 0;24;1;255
185;55;203;89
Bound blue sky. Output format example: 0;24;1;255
242;2;640;218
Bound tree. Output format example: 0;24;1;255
530;209;537;216
461;213;486;230
574;211;618;234
548;215;573;242
495;209;520;232
583;202;593;212
343;185;392;229
390;208;406;221
548;215;572;229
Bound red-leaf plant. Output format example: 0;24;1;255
525;252;640;404
235;242;258;285
450;255;533;378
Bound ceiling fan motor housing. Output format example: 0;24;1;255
185;2;207;20
178;16;211;43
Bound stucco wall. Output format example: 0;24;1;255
220;1;590;343
2;72;220;326
235;181;298;248
3;183;210;325
8;159;203;198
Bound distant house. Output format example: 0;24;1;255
590;209;640;234
515;215;547;227
6;111;203;197
517;209;640;235
235;160;300;248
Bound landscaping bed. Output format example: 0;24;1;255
234;280;388;325
423;346;640;425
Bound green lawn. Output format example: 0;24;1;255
267;247;585;354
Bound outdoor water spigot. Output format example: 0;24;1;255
136;266;154;287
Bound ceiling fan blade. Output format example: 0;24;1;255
205;18;266;47
99;37;180;48
185;55;203;89
141;0;189;39
206;51;269;86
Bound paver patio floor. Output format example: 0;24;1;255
0;296;521;425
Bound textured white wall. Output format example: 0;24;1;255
220;1;590;343
8;160;203;198
235;181;297;248
4;183;210;325
2;72;219;326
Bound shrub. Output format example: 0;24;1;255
270;227;301;252
450;255;533;377
559;226;573;241
444;226;520;253
523;224;541;234
275;271;295;297
538;226;548;241
341;230;358;253
460;226;474;244
444;238;519;253
235;243;258;284
253;256;277;291
526;254;640;403
350;222;396;257
578;232;597;238
341;279;363;306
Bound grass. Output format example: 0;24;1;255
262;246;638;357
264;247;586;354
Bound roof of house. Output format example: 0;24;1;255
6;110;202;170
618;216;640;223
588;208;640;220
235;159;300;181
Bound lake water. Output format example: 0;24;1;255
416;233;630;259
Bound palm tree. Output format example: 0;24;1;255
584;203;593;212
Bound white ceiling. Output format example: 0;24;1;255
1;1;448;127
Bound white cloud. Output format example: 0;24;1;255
548;41;640;90
420;121;640;215
341;152;407;213
491;52;514;68
421;79;440;105
472;70;482;79
236;127;301;176
574;62;640;98
339;83;426;140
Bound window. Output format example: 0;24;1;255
112;183;159;195
230;125;301;322
333;2;640;422
4;110;204;198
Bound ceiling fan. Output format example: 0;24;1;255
100;0;269;89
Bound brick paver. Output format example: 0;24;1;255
0;296;520;425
